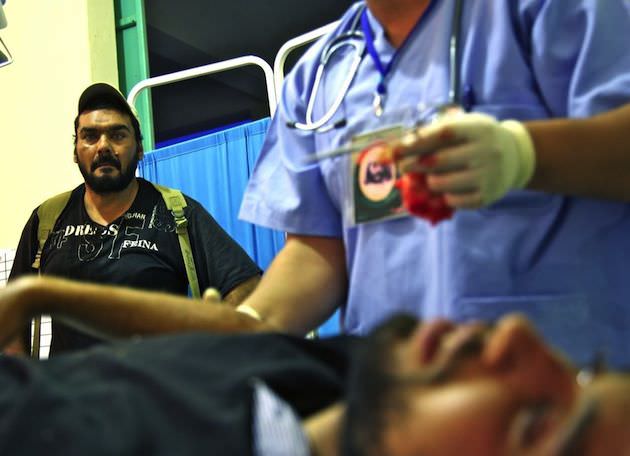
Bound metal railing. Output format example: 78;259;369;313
127;55;277;150
127;19;339;146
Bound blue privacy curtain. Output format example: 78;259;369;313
138;118;285;271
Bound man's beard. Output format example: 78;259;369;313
77;151;139;194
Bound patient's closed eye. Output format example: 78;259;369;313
513;401;554;449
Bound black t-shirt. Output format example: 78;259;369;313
10;179;261;354
0;332;359;455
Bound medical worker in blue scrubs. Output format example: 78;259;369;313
238;0;630;367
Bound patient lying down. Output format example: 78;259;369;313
0;279;628;455
343;314;630;456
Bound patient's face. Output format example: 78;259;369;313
379;315;630;456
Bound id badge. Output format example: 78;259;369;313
315;103;459;227
348;125;408;225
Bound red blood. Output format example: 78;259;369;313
395;172;453;225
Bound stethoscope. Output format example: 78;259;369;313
287;0;465;133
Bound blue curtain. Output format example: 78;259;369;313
138;118;285;271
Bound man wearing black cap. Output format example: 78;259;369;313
8;82;261;356
73;83;146;199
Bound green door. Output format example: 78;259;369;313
114;0;155;151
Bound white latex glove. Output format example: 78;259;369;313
400;112;536;208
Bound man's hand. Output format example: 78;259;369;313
399;112;536;209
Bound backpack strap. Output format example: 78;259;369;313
33;190;73;270
31;190;72;358
152;184;201;299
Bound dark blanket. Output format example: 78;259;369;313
0;332;358;455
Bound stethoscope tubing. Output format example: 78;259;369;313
297;34;365;132
289;0;463;132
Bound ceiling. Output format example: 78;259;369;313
144;0;356;146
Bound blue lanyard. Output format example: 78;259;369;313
360;7;428;116
360;0;469;115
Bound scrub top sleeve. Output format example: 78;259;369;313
529;0;630;117
239;112;343;237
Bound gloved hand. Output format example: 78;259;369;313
399;112;536;208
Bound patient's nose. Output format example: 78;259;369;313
482;315;577;404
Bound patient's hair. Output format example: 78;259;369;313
341;314;419;456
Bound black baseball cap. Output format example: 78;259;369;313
78;82;140;123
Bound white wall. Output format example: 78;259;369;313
0;0;118;248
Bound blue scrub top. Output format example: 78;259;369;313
240;0;630;367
